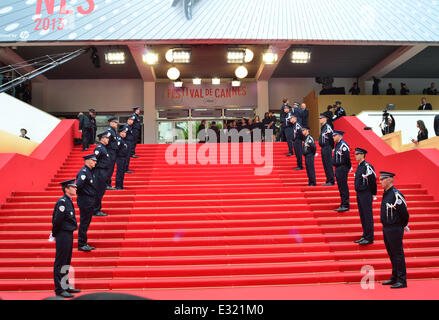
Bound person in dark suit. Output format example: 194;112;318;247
319;114;335;186
278;98;290;142
323;105;334;129
354;148;377;246
349;82;360;95
425;82;437;95
123;117;135;174
380;112;395;136
386;83;396;95
130;106;142;158
434;114;439;136
400;83;410;95
93;132;111;217
379;171;409;289
115;128;130;190
290;115;304;170
210;121;220;143
302;126;316;186
51;179;81;298
332;130;351;212
418;97;432;110
292;102;304;125
332;101;346;122
104;118;119;190
283;107;294;156
79;111;92;151
372;77;381;95
197;120;207;143
19;128;30;140
300;103;309;127
76;154;98;252
412;120;428;144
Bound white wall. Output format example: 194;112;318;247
44;79;144;113
357;110;438;144
364;78;439;96
0;93;60;143
268;78;357;108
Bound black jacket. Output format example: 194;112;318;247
105;127;119;151
79;114;92;130
417;129;428;142
434;115;439;136
332;140;351;169
418;103;432;111
131;113;142;131
116;136;130;158
354;161;377;195
319;123;334;148
381;186;409;227
76;166;98;208
94;143;111;169
303;135;316;155
52;195;77;236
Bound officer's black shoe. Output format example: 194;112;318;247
322;183;335;186
358;239;373;245
115;188;124;190
56;291;74;298
334;206;349;212
66;287;81;294
78;245;93;252
286;153;293;156
390;282;407;289
293;167;303;171
354;237;365;243
94;211;108;217
382;279;396;285
131;155;139;158
126;170;134;174
106;186;116;190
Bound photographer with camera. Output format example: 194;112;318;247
379;109;396;136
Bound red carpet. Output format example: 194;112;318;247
0;142;439;298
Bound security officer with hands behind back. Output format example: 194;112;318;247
115;127;130;190
76;154;98;252
131;106;142;158
104;117;119;190
379;171;410;289
93;132;111;217
332;130;352;212
51;179;81;298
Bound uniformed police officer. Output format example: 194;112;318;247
79;110;92;151
284;106;295;156
319;113;335;186
332;101;346;121
76;154;98;252
130;106;142;158
292;102;304;126
93;132;111;217
354;148;377;245
123;116;136;173
115;127;130;190
278;99;290;143
332;130;351;212
51;179;81;298
302;126;316;186
379;171;409;289
89;109;97;145
290;115;303;170
105;117;119;190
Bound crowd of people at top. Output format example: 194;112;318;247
350;79;438;96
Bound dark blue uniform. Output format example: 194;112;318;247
332;140;351;208
381;186;409;286
284;112;295;155
292;122;303;169
302;109;309;127
278;105;290;142
303;134;316;185
333;107;346;121
319;123;335;184
52;195;77;295
76;165;98;248
131;112;141;156
79;114;92;151
89;116;97;145
105;127;118;187
116;136;130;189
355;161;377;242
292;107;304;126
93;143;111;212
123;124;134;172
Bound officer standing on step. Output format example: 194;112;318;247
79;110;92;151
123;116;136;174
115;127;130;190
319;114;335;186
76;154;98;252
332;101;346;122
89;109;97;145
354;148;377;245
130;106;142;158
379;171;409;289
332;130;351;212
284;106;295;156
291;115;303;171
51;179;81;298
93;132;111;217
104;117;119;190
302;126;316;186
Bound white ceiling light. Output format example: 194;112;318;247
174;79;183;87
167;67;180;80
212;78;221;85
193;78;202;85
235;66;248;79
227;48;254;63
232;78;241;87
143;51;158;65
105;49;126;64
262;51;278;64
291;49;311;63
165;48;191;63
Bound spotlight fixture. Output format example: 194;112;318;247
174;79;183;87
165;48;191;63
193;78;202;85
105;49;125;65
232;78;241;87
262;51;278;64
235;66;248;79
143;51;159;65
167;67;181;80
291;49;311;64
227;48;254;63
212;78;221;85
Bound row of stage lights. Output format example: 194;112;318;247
105;47;311;86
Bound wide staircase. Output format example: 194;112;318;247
0;143;439;292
